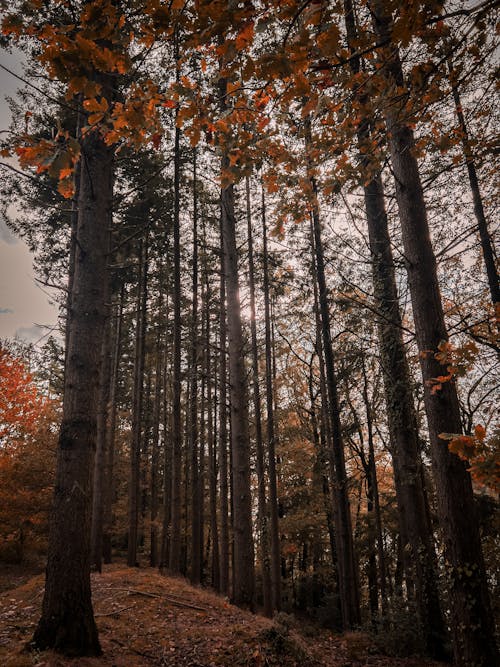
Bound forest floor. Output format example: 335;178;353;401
0;564;447;667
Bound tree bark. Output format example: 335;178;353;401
102;283;124;564
189;150;202;584
127;235;148;567
219;146;255;608
218;223;230;596
369;3;498;664
90;311;112;572
246;177;272;616
308;172;361;629
342;1;448;654
150;284;163;567
32;109;113;657
447;57;499;307
169;113;183;573
261;186;282;613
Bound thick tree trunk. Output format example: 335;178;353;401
342;1;447;655
370;3;498;664
261;187;282;613
32;118;113;657
246;177;272;616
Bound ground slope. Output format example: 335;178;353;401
0;564;444;666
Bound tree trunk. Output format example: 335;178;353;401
169;111;183;573
342;1;448;654
102;283;124;564
309;172;361;629
127;235;148;567
32;110;113;657
219;123;255;607
246;177;272;616
150;332;162;567
204;229;220;589
447;57;499;307
261;186;282;613
189;150;202;584
369;3;498;664
218;223;230;596
90;312;112;572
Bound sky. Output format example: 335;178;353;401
0;47;60;346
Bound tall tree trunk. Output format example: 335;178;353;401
308;169;361;629
32;104;113;656
204;233;220;589
220;172;255;608
190;150;202;584
246;177;272;616
90;313;112;572
159;233;172;571
150;313;162;567
447;57;499;307
218;223;230;596
128;235;148;567
342;1;448;655
169;99;183;572
103;284;124;564
361;357;386;617
219;74;255;606
261;185;282;613
369;3;498;664
310;238;342;629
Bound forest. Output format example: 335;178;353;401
0;1;498;666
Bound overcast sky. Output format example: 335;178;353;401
0;46;59;346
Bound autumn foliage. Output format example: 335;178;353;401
0;345;57;562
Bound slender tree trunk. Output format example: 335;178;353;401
246;177;272;616
102;283;124;564
204;236;220;589
361;357;386;618
198;281;207;583
310;242;342;629
128;235;148;567
159;235;172;571
447;57;499;307
308;172;361;629
261;186;282;613
90;312;112;572
369;4;498;663
169;102;183;573
189;150;202;584
32;102;113;656
150;319;162;567
218;224;230;596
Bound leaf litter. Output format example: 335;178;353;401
0;564;445;667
